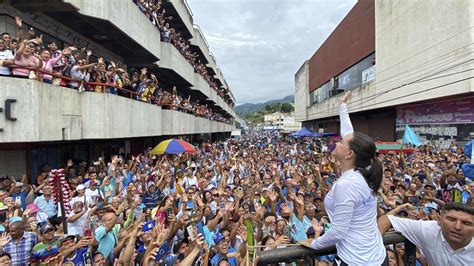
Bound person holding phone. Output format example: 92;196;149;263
300;91;387;265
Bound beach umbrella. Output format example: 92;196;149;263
150;139;196;155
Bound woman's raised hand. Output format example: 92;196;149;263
341;90;352;104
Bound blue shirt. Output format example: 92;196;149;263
290;214;307;241
210;248;238;266
95;225;119;259
12;191;27;210
34;195;57;218
63;247;89;266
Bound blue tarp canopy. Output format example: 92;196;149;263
291;127;315;137
312;132;338;138
464;140;473;158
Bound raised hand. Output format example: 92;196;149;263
15;16;22;28
311;218;323;237
0;232;10;247
341;90;351;104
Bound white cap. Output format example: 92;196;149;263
76;184;85;190
15;182;24;187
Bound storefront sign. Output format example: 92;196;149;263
396;97;474;125
362;65;375;84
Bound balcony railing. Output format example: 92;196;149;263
4;65;233;125
256;232;416;266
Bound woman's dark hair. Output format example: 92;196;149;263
348;132;383;193
261;235;275;246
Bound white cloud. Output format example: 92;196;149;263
189;0;357;104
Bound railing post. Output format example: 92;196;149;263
304;256;315;266
404;239;417;266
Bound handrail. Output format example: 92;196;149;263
256;232;417;266
5;64;232;124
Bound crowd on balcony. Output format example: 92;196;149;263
0;92;471;265
0;16;231;125
133;0;234;107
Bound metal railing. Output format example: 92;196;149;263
4;65;233;124
257;232;416;266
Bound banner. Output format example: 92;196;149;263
396;97;474;125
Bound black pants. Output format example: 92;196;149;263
333;252;389;266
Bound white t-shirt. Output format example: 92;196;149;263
0;49;14;75
67;209;90;237
85;188;100;207
180;175;198;189
388;216;474;266
71;195;87;207
69;65;86;87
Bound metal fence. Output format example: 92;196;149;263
256;232;416;266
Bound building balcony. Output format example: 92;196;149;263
0;77;234;143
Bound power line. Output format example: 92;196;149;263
306;58;474;116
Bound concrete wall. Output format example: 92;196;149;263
374;0;474;107
300;0;474;122
0;78;234;143
294;61;309;122
64;0;161;63
160;42;195;85
169;0;194;35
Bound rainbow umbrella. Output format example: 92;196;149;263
150;139;196;155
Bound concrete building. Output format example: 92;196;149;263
263;112;301;132
0;0;236;178
295;0;474;146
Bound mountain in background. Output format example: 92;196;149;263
236;95;294;114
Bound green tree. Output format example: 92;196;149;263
280;102;294;113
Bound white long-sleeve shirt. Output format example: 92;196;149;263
311;103;385;265
339;103;354;137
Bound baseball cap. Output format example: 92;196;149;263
26;203;39;214
59;234;76;244
143;220;156;232
40;224;55;234
76;184;85;190
15;182;24;188
213;232;225;244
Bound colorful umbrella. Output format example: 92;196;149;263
150;139;196;155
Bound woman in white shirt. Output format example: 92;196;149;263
301;91;387;265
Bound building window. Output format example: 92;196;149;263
335;53;375;91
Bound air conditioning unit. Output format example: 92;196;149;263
330;89;345;97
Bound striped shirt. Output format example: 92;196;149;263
3;231;38;266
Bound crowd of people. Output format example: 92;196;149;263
0;16;231;125
134;0;233;106
0;95;472;265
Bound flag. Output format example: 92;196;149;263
403;125;422;146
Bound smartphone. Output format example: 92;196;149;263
84;228;92;238
186;225;195;240
220;202;225;209
249;202;256;213
283;225;293;241
155;241;171;262
196;221;205;236
166;208;173;217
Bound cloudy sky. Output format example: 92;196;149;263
188;0;357;105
